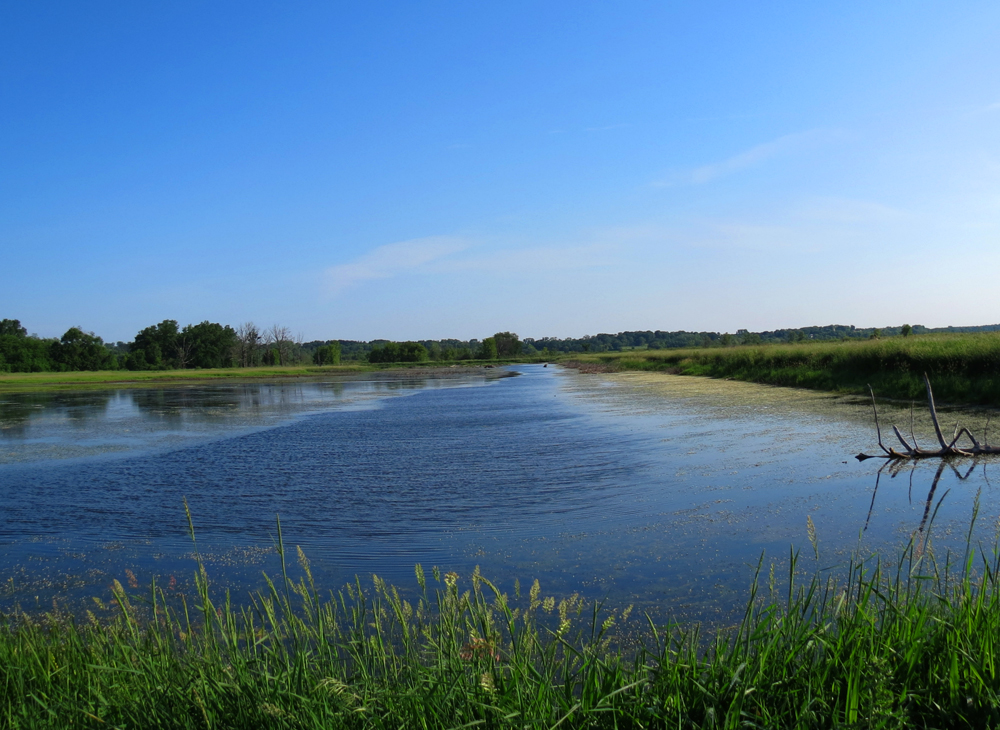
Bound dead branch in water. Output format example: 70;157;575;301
856;373;1000;461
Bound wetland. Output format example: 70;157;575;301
3;364;997;624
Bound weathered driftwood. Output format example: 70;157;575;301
856;374;1000;461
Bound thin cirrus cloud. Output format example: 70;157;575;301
655;128;838;186
324;235;619;297
324;236;470;295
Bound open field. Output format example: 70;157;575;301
3;514;999;728
568;333;1000;407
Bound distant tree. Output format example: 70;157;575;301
181;321;238;368
901;324;912;337
476;337;498;359
425;342;443;361
870;329;882;340
492;332;522;358
50;327;117;371
0;319;27;338
0;320;53;372
235;322;262;367
313;342;341;366
720;333;734;347
264;325;294;366
129;320;180;369
368;341;428;363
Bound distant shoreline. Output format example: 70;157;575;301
0;361;525;393
564;331;1000;408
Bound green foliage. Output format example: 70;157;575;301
312;342;341;366
367;341;430;364
0;319;27;338
0;320;53;373
4;517;1000;728
476;337;498;359
902;323;913;337
126;320;238;370
128;319;180;370
492;331;522;358
50;327;118;371
180;321;239;368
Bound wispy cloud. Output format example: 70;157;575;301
325;236;470;295
672;196;911;255
654;129;837;186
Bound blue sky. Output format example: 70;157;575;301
2;2;999;342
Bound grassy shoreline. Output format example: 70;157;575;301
0;359;547;393
3;521;999;728
567;332;1000;407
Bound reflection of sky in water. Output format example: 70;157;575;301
0;374;496;464
2;366;999;626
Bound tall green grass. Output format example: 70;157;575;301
3;507;1000;728
575;333;1000;406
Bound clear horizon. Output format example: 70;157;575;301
3;3;999;343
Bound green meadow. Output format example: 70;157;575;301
3;507;1000;728
569;333;1000;406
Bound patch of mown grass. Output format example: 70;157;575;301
4;506;1000;728
572;333;1000;406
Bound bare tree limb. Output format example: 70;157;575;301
856;374;1000;461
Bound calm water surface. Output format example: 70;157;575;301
2;365;998;623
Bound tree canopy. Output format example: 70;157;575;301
368;342;429;363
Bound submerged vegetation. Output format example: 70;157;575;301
570;332;1000;407
4;507;1000;728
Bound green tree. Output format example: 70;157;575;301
901;324;912;337
50;328;118;371
476;338;498;359
181;321;238;368
0;320;53;372
313;342;341;366
368;341;428;363
0;319;28;337
492;332;522;358
129;320;180;369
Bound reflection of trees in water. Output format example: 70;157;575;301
3;377;435;437
865;459;990;555
126;380;415;421
0;391;116;435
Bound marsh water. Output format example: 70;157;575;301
2;365;999;624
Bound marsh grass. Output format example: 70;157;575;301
572;332;1000;407
4;503;1000;728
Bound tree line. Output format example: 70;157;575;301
0;318;339;373
4;317;1000;373
521;323;1000;354
364;332;523;363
